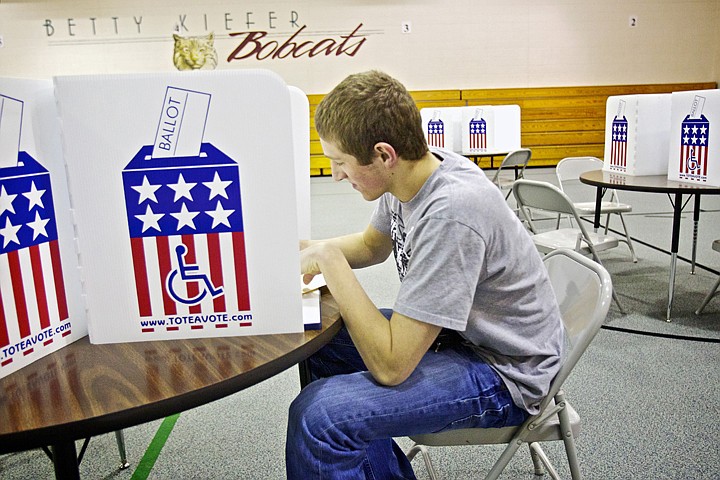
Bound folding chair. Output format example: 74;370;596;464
512;179;624;313
489;148;532;200
556;157;638;262
695;239;720;315
406;249;613;480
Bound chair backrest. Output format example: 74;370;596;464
556;156;616;202
491;148;532;183
538;249;612;411
513;178;604;250
500;148;533;169
513;178;579;216
556;156;603;185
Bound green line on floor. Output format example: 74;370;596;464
130;413;181;480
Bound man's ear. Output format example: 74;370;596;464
373;142;398;168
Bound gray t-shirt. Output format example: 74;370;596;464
370;147;566;414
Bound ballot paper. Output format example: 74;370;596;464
151;87;211;159
302;289;322;330
300;274;325;330
0;94;23;168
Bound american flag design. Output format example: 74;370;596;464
610;115;628;170
122;143;250;325
0;153;69;367
679;115;710;180
427;118;445;148
469;117;487;151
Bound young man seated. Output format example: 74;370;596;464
286;70;566;479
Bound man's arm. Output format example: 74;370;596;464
301;224;393;270
301;237;441;386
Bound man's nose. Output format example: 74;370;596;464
331;166;346;182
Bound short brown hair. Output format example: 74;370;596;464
315;70;428;165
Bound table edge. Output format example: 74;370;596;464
579;169;720;194
0;299;342;454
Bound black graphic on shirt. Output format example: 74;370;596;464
390;211;410;281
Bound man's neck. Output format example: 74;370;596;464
390;151;442;202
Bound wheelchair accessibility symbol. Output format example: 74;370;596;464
166;244;224;305
685;147;700;172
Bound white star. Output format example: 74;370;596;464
206;201;234;229
171;203;199;230
683;135;690;144
0;185;17;216
0;217;21;247
168;174;197;202
691;135;698;144
135;205;164;233
203;172;232;200
700;135;707;145
700;126;707;135
692;125;698;134
27;211;49;240
23;181;46;211
132;176;162;204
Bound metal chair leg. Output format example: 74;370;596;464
115;430;130;470
617;213;638;263
696;276;720;315
528;443;561;480
529;443;545;476
406;443;439;480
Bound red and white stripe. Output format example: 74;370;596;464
0;239;68;351
130;231;250;318
680;144;708;176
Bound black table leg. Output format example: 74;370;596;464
593;187;603;232
298;359;312;389
51;440;80;480
692;194;701;274
667;192;683;321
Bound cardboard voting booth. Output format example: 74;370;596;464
288;86;321;330
421;107;462;153
460;105;521;156
603;94;672;176
668;89;720;186
422;105;521;156
0;78;87;378
461;107;494;154
54;70;306;344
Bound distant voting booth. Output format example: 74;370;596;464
668;89;720;186
0;78;87;378
421;107;462;153
421;105;521;156
54;70;308;344
603;94;672;176
460;105;521;156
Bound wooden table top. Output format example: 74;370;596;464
0;290;341;453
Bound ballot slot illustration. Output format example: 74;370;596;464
679;95;710;181
468;108;487;152
0;94;71;369
427;110;445;148
610;100;628;171
122;86;251;332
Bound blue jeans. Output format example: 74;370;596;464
286;310;528;479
